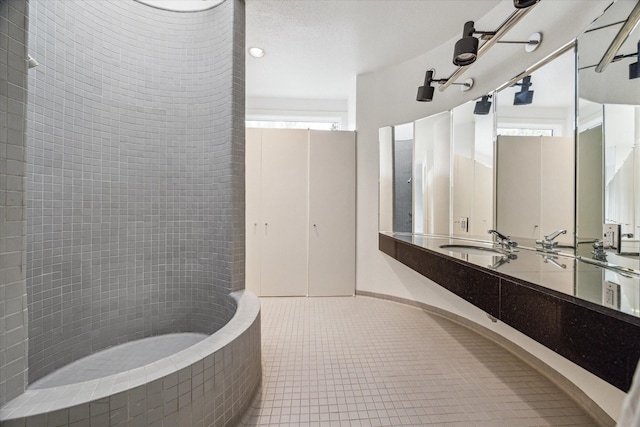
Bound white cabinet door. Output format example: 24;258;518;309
496;135;542;240
577;126;604;242
259;129;309;296
540;136;574;246
497;135;575;244
308;130;356;296
245;128;262;295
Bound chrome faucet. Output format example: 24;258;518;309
536;229;566;252
487;229;518;252
592;239;608;261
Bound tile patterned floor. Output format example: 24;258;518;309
30;333;207;389
240;296;598;427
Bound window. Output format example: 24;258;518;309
246;120;339;131
497;128;554;137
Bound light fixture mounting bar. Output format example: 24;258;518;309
439;6;536;92
595;1;640;73
496;40;538;45
494;41;574;93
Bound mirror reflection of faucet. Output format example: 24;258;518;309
487;229;518;253
489;252;518;270
592;239;608;261
542;254;567;270
536;229;566;252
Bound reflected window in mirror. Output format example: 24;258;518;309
497;128;553;137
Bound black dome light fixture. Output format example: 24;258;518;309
453;20;542;66
416;69;473;102
453;21;481;66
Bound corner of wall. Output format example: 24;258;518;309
0;0;29;406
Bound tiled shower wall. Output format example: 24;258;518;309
26;0;245;384
0;0;29;406
393;140;413;233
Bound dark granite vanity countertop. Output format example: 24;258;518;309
379;232;640;392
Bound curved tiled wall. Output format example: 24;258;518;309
26;0;245;383
0;291;262;427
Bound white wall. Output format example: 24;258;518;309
355;0;625;421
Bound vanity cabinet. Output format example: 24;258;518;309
246;128;356;296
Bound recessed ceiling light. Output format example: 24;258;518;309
248;47;265;58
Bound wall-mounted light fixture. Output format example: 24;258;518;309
437;1;540;94
416;70;473;102
416;0;540;102
629;41;640;79
473;95;492;115
512;76;534;105
453;20;542;66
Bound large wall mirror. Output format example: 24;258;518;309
451;99;494;239
577;0;640;270
379;47;577;248
379;123;416;233
414;112;451;235
495;47;576;248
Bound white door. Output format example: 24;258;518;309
308;130;356;296
540;136;575;246
260;129;309;296
496;135;542;240
245;128;262;295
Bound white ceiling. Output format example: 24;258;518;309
245;0;502;101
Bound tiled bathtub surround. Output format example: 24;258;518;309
0;290;262;427
25;0;246;383
0;0;30;406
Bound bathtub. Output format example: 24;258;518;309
0;290;261;427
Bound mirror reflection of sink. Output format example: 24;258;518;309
439;244;504;256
